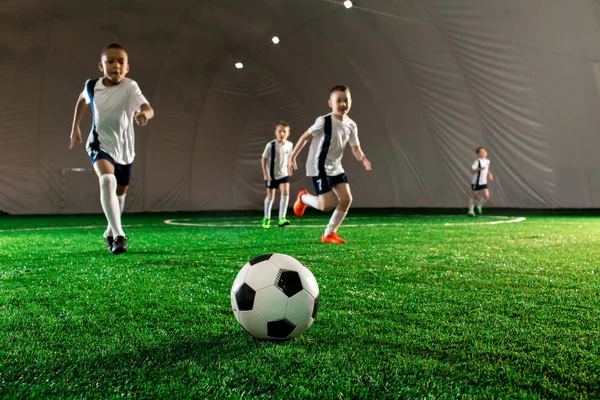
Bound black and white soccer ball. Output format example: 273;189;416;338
231;253;320;340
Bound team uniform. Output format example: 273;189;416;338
471;158;491;191
469;157;491;216
262;140;293;189
305;113;359;192
293;113;361;243
82;77;148;184
261;139;294;228
81;76;149;253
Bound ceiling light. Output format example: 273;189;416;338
235;62;244;69
343;0;353;8
272;36;280;44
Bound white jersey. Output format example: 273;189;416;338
472;158;491;185
262;140;294;180
305;113;359;177
82;77;149;165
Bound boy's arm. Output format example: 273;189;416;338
135;103;154;126
261;157;270;181
351;144;372;171
69;92;88;149
288;130;312;174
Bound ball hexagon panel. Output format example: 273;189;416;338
285;290;314;326
238;311;268;339
252;286;289;321
289;319;313;339
267;319;296;339
269;253;303;272
312;294;320;319
234;283;256;311
275;270;303;297
231;262;251;294
299;267;319;298
249;253;273;266
245;261;280;292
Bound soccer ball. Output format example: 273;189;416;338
230;253;320;340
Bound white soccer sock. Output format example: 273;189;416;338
477;197;489;208
301;193;320;210
279;196;289;219
99;174;125;237
264;197;274;219
105;194;126;237
468;198;475;213
324;210;347;236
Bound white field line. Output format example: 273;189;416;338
0;223;148;233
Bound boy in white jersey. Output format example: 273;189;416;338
289;85;371;244
69;43;154;254
468;146;494;217
261;121;294;228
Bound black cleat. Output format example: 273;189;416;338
111;236;127;255
104;234;114;252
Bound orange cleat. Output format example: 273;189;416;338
321;232;346;244
294;189;309;217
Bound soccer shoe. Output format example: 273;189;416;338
103;234;114;251
476;207;483;215
321;232;346;244
468;212;476;217
278;218;291;227
111;236;127;255
262;218;271;228
293;189;309;217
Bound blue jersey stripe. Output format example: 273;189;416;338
476;159;482;185
317;115;332;176
269;141;276;179
86;78;100;151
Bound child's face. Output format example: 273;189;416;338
478;149;488;159
99;48;130;85
275;125;290;142
328;90;352;117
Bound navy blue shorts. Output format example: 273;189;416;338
312;173;349;195
266;176;290;189
471;184;488;192
89;150;133;186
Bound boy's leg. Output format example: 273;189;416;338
477;189;490;214
278;183;291;226
94;160;126;242
468;191;478;215
105;184;128;242
294;176;336;216
263;188;275;227
323;183;352;240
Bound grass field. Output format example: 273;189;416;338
1;210;599;398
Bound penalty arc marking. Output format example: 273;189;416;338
0;217;526;233
163;216;526;228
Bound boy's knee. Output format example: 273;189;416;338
99;174;116;191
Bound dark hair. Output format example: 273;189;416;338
330;85;350;94
101;43;127;57
275;120;290;128
475;146;486;154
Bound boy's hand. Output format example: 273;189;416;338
135;111;148;126
288;158;297;175
361;156;372;171
69;126;82;149
489;173;494;182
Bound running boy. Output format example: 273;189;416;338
261;121;294;228
69;43;154;254
289;85;371;243
468;146;494;217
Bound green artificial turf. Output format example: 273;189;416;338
0;211;598;398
